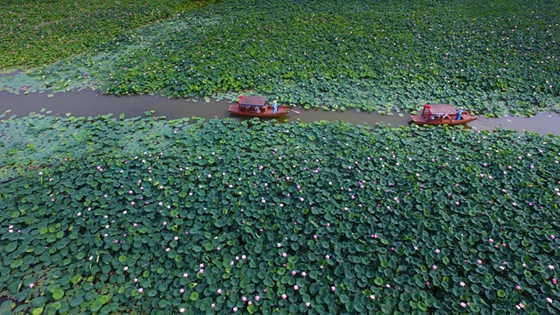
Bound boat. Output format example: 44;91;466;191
410;104;478;125
228;96;290;118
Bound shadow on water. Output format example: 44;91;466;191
1;89;559;136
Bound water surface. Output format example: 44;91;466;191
1;89;559;136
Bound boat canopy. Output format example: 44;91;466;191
421;104;458;115
239;96;266;107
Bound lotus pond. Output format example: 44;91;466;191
0;0;217;70
1;114;560;314
2;0;559;117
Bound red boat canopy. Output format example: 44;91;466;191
239;96;266;106
422;104;458;115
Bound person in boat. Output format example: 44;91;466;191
442;113;449;120
272;100;278;114
255;106;261;114
455;107;463;120
424;105;432;120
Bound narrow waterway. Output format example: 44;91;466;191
1;89;559;136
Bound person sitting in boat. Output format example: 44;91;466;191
272;100;278;114
442;113;449;120
455;107;464;120
255;107;261;114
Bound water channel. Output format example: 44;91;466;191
1;89;559;136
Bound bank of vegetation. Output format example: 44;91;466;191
1;0;559;116
1;113;559;314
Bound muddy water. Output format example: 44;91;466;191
1;89;559;136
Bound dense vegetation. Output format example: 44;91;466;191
1;113;559;314
1;1;560;314
1;0;559;116
0;0;218;70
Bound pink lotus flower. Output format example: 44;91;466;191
331;286;336;291
432;265;437;270
553;278;557;284
217;289;222;294
180;308;185;313
294;285;299;290
29;283;34;288
255;295;260;301
242;296;247;301
138;288;143;293
281;294;287;299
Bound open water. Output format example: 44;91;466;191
1;89;559;136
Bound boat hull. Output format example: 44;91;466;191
410;113;478;125
228;104;289;117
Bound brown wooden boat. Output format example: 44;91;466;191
410;104;478;125
229;96;290;118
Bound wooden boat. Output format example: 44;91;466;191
228;96;290;118
410;104;478;125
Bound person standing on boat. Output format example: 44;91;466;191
272;100;278;114
455;107;463;121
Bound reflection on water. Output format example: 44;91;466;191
1;89;559;136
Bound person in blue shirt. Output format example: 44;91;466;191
272;100;278;114
455;107;463;121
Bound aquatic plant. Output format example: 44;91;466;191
2;0;559;116
96;0;559;116
0;0;218;70
1;112;559;314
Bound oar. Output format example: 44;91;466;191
290;109;302;114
